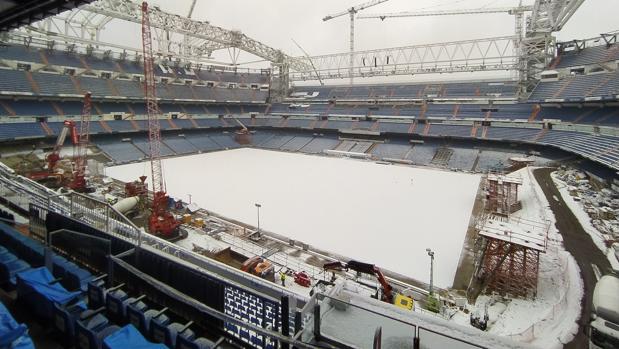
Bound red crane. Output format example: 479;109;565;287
141;1;180;236
69;92;92;192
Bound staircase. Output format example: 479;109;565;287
452;104;460;119
188;116;199;128
167;118;179;129
24;72;40;94
129;119;140;131
40;122;53;136
93;103;103;115
187;85;199;100
422;123;431;136
480;126;489;139
264;104;272;115
532;128;548;142
586;74;614;97
99;120;112;133
419;104;427;119
470;124;479;137
79;57;91;71
50;102;64;116
484;110;492;121
431;147;453;167
0;101;16;116
38;51;49;66
408;120;417;133
370;121;379;131
69;76;83;94
106;80;121;96
528;104;541;122
551;77;574;98
126;104;136;115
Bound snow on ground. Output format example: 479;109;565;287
106;148;481;288
552;172;619;271
454;167;583;349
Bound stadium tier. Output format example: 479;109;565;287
0;115;617;170
291;80;518;100
555;42;619;69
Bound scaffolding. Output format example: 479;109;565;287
486;174;522;216
475;216;548;298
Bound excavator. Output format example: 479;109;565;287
323;260;394;303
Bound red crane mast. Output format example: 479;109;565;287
141;1;180;236
69;92;92;192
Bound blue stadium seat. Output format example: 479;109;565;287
0;259;30;289
52;299;88;344
105;289;146;325
75;311;120;349
103;324;167;349
127;304;169;335
0;300;35;349
176;336;216;349
16;267;82;320
150;320;194;349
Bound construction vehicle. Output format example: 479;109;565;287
141;1;180;238
294;271;311;287
27;120;78;186
241;256;274;281
589;274;619;348
323;260;394;303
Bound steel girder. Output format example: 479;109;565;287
292;36;519;81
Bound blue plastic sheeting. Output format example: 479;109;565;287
0;301;34;349
17;267;82;306
103;324;167;349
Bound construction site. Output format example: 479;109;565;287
0;0;618;348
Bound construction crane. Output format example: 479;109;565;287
68;91;92;192
26;119;78;186
141;1;180;237
359;4;533;46
322;0;390;86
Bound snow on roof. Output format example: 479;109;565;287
593;275;619;323
479;217;548;251
487;173;523;185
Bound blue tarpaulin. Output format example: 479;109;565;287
16;267;82;305
0;301;34;349
103;324;168;349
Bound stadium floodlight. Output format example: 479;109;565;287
255;203;262;236
426;248;435;295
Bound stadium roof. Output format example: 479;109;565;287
0;0;95;32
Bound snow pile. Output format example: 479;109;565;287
552;170;619;270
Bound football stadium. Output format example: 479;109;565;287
0;0;618;348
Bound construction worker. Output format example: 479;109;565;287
280;271;286;287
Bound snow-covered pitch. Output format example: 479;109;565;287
106;148;481;288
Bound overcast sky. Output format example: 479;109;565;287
96;0;618;83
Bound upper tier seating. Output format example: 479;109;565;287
530;71;619;101
556;43;619;68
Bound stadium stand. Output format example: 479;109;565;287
555;42;619;68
